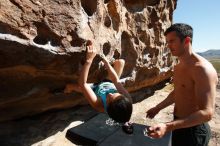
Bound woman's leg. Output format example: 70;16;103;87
108;59;125;79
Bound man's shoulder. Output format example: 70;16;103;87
192;59;217;81
193;58;215;72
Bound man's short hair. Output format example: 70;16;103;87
107;95;132;123
165;23;193;43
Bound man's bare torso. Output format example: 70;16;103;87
173;54;217;118
173;55;218;118
173;63;198;118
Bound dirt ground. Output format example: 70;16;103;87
0;80;219;146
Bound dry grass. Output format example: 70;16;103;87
209;59;220;73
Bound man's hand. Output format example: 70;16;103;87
146;106;160;119
147;123;168;138
86;41;97;62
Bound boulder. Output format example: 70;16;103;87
0;0;176;121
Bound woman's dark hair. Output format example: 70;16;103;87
107;95;132;123
164;23;193;43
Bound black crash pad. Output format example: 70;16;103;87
66;113;171;146
66;113;120;145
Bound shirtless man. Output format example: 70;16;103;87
146;23;218;146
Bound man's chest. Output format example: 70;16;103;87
173;66;194;91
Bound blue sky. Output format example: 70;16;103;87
173;0;220;53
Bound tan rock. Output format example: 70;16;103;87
0;0;177;121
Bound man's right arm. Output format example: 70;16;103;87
146;90;174;118
156;90;175;110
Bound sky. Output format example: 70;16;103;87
173;0;220;53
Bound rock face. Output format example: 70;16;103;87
0;0;176;121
